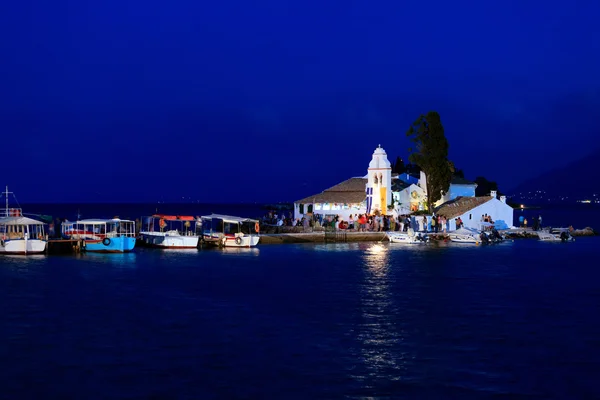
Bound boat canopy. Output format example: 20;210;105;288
201;214;258;224
67;219;134;225
152;214;196;221
0;216;46;225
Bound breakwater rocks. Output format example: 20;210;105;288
572;227;596;236
259;231;387;244
258;227;596;244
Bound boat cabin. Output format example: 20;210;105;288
201;214;259;240
140;214;201;236
0;213;47;241
62;219;136;240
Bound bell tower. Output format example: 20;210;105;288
365;144;392;214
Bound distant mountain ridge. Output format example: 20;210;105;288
509;148;600;203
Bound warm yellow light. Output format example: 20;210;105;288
520;204;524;209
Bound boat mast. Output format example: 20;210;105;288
4;186;8;217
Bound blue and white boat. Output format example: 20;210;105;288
61;218;136;253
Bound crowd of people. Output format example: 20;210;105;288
262;211;467;233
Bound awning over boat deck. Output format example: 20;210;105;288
201;214;258;223
152;215;196;221
65;219;134;224
0;216;46;225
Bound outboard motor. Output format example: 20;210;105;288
560;231;569;242
491;228;503;241
480;232;490;244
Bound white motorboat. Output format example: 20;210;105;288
538;228;575;242
201;214;260;247
139;214;201;249
448;227;482;244
0;186;47;255
387;229;429;244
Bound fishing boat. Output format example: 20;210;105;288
0;186;48;255
138;214;201;249
387;229;429;244
61;218;136;253
201;214;260;247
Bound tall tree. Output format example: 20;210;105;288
406;111;453;211
448;160;465;178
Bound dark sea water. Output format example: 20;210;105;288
1;236;599;399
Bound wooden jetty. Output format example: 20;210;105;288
46;239;84;254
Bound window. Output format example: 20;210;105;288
469;214;472;220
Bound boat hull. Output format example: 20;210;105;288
139;232;200;249
387;232;428;244
203;234;260;247
538;232;575;242
83;236;136;253
0;238;47;255
449;235;479;243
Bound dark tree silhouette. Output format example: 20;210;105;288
407;111;453;211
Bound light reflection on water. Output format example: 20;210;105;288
0;254;47;263
0;255;47;273
313;242;375;252
77;252;138;266
216;247;260;257
355;244;410;383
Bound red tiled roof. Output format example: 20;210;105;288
434;196;493;219
295;178;367;204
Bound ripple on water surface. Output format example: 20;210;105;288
0;239;599;398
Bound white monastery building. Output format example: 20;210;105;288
293;145;514;230
435;191;514;231
365;145;392;216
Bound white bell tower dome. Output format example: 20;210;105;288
365;144;392;214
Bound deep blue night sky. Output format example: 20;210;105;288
1;0;599;203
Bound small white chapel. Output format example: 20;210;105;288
293;144;514;230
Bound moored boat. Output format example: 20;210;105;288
201;214;260;247
448;227;481;244
61;218;136;253
387;229;429;244
139;214;201;249
538;228;575;242
0;186;48;255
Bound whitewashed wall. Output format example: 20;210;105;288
395;184;426;211
457;198;514;230
366;146;392;213
293;203;366;222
